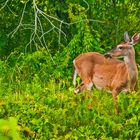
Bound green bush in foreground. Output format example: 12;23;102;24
0;117;20;140
0;81;140;139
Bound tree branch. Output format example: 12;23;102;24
0;0;10;11
8;0;30;37
3;0;105;63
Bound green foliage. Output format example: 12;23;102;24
0;71;140;139
0;54;140;139
0;0;140;139
0;117;21;140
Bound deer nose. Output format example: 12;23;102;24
104;53;112;58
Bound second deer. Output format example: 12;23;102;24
73;32;140;113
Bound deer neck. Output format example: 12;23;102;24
124;50;138;81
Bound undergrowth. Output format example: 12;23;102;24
0;51;140;139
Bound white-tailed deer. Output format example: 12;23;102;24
73;32;139;113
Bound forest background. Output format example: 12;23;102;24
0;0;140;139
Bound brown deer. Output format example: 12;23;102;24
73;32;139;113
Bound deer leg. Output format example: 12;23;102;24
85;82;93;95
74;80;93;94
112;90;119;114
86;82;93;91
130;81;138;91
134;82;138;91
74;83;84;93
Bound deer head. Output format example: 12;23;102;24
105;32;140;58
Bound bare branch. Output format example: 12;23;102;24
8;0;30;37
7;5;17;16
37;17;55;64
83;0;90;12
69;19;105;25
25;31;36;53
0;0;10;11
40;27;54;39
38;10;67;37
33;0;38;34
58;21;63;44
5;0;105;63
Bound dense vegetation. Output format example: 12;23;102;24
0;0;140;139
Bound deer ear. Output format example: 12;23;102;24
131;33;140;45
124;32;130;42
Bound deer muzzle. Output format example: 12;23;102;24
104;53;112;58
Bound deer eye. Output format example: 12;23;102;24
118;46;123;50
